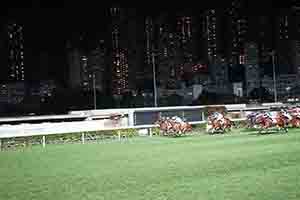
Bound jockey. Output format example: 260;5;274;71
289;107;300;117
213;112;225;124
263;111;273;121
281;109;292;121
294;107;300;113
172;116;184;124
264;111;271;118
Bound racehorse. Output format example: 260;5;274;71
256;111;290;133
246;112;272;129
169;117;192;134
287;108;300;128
290;115;300;128
154;117;173;136
246;112;260;128
155;116;192;136
172;116;192;135
223;117;234;131
207;115;221;133
207;112;233;134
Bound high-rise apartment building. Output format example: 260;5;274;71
176;14;197;80
275;8;295;74
7;22;25;81
176;15;193;62
145;17;154;67
67;41;82;89
203;9;218;63
244;42;260;95
155;14;182;88
227;0;248;65
291;40;300;75
291;6;300;74
110;6;129;95
86;41;106;92
67;38;106;91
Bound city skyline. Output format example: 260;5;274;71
1;0;300;114
0;1;298;87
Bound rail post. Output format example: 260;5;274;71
118;130;121;141
42;136;46;148
148;128;153;137
81;132;85;144
201;111;205;121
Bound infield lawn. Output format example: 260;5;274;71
1;129;300;200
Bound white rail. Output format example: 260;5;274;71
0;118;246;148
0;103;281;124
0;102;284;148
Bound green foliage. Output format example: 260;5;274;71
151;127;162;136
1;131;117;150
192;123;206;132
39;133;83;145
233;120;248;129
112;128;139;138
1;136;43;150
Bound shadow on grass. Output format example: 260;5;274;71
225;127;286;137
240;128;257;132
247;129;288;136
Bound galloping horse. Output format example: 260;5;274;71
287;108;300;128
207;112;233;134
223;117;234;131
207;117;223;133
246;112;270;129
256;111;291;133
155;116;192;136
155;117;173;135
290;115;300;128
246;112;260;128
170;117;192;134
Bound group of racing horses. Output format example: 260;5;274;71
246;107;300;133
208;106;300;134
155;106;300;135
155;116;192;136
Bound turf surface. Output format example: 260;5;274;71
0;129;300;200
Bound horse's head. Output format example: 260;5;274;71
247;113;256;121
255;114;266;123
280;111;292;121
154;116;165;125
207;115;213;124
154;120;161;127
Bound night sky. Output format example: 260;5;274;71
0;0;294;84
2;0;293;49
3;0;292;51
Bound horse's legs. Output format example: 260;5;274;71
220;124;225;133
178;129;182;135
258;125;264;134
283;124;288;133
211;126;215;134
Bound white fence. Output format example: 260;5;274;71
0;103;285;148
